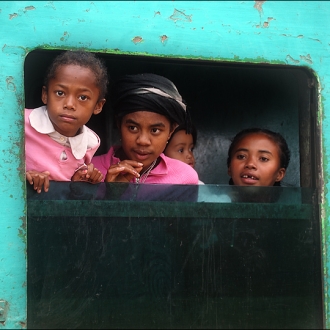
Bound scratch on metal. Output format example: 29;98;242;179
285;55;300;64
6;77;16;92
300;54;313;64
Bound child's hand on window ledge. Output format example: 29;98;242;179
26;170;50;193
71;163;103;184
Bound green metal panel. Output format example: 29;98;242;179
1;1;330;328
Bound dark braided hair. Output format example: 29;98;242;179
227;128;291;186
44;50;109;100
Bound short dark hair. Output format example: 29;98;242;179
44;50;109;99
166;123;197;149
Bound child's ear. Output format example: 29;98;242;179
93;99;106;115
41;86;47;104
227;166;232;177
275;168;286;182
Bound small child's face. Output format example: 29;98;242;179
41;64;105;137
228;133;286;186
164;130;195;168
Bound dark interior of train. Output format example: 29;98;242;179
24;49;319;187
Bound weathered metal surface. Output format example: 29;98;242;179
1;1;330;328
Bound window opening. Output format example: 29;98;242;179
25;49;322;328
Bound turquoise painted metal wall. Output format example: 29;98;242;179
1;1;330;328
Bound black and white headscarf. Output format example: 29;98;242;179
111;73;192;132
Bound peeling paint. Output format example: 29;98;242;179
300;54;313;64
169;9;192;23
285;55;300;64
132;36;143;44
254;0;266;13
160;35;168;44
154;11;160;16
9;12;18;19
24;6;35;11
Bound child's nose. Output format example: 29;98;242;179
245;157;257;169
64;95;75;110
136;132;151;145
186;151;193;159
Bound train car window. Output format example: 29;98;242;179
25;49;322;328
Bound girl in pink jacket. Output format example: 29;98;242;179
26;50;108;193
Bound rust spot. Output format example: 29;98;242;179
132;36;143;44
169;9;192;23
154;11;161;16
259;17;274;28
60;31;69;41
160;35;168;43
254;1;266;13
9;13;18;19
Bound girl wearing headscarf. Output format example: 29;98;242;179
92;73;199;184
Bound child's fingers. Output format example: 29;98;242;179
116;160;143;171
106;165;140;182
71;169;88;181
26;172;34;185
26;171;50;193
43;175;50;192
90;170;103;183
33;175;44;193
110;165;140;177
88;168;103;183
